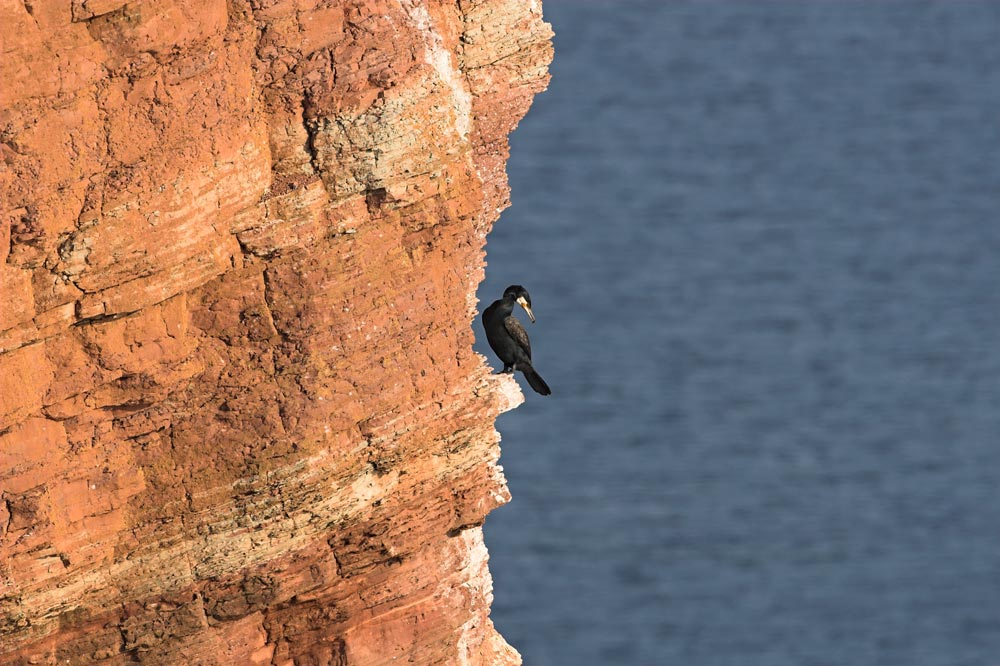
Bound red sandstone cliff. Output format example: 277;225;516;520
0;1;551;663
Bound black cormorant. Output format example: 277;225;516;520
482;285;551;396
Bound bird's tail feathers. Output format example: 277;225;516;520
520;363;552;396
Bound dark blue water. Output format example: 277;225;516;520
475;2;1000;665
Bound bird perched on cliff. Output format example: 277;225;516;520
482;285;551;396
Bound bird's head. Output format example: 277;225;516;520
503;285;535;323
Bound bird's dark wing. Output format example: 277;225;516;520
504;315;531;359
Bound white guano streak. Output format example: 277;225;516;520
400;0;473;140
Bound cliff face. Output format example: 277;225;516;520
0;1;552;664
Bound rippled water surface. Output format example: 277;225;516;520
475;2;1000;665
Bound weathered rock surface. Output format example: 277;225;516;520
0;1;551;663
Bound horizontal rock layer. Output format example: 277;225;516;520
0;1;551;664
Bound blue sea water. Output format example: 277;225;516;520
474;2;1000;665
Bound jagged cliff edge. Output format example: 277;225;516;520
0;1;552;663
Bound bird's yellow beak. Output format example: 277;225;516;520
517;295;535;323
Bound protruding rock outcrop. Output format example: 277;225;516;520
0;1;551;663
